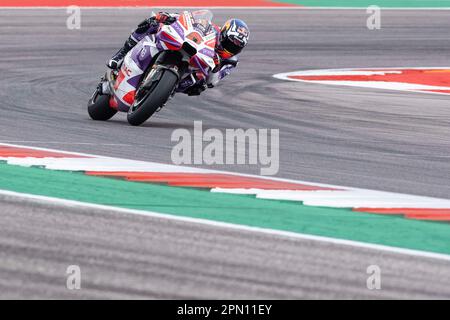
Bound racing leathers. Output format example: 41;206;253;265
108;12;238;96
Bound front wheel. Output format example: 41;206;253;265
87;88;117;121
127;69;178;126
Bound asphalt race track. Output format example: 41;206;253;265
1;8;450;298
2;193;450;299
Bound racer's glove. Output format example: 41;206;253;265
186;82;207;96
221;59;238;68
135;12;176;34
155;12;177;25
135;17;159;34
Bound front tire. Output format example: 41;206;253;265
87;89;117;121
127;70;178;126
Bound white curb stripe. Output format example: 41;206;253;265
1;143;450;210
211;188;450;208
273;67;450;96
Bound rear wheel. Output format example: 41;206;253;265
127;70;178;126
87;88;117;121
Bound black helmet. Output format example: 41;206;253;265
217;19;250;59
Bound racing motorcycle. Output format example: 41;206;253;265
87;10;217;126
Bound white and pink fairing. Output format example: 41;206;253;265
111;10;218;111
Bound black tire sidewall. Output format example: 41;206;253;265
127;70;178;126
87;92;117;121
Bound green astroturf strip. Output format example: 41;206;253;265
276;0;450;7
1;162;450;255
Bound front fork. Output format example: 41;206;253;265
130;64;180;113
136;51;188;108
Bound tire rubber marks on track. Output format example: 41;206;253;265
273;67;450;96
1;143;450;221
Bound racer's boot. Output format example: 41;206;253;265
108;37;138;70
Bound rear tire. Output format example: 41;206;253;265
87;89;117;121
127;70;178;126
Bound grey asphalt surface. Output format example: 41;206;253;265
0;8;450;299
1;194;450;299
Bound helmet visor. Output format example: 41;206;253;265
220;37;243;56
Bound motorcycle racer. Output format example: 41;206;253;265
107;11;249;96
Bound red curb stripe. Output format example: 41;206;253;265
406;214;450;221
85;171;336;190
288;69;450;88
2;0;296;7
0;146;89;158
354;208;450;221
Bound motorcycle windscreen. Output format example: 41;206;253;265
191;10;214;36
